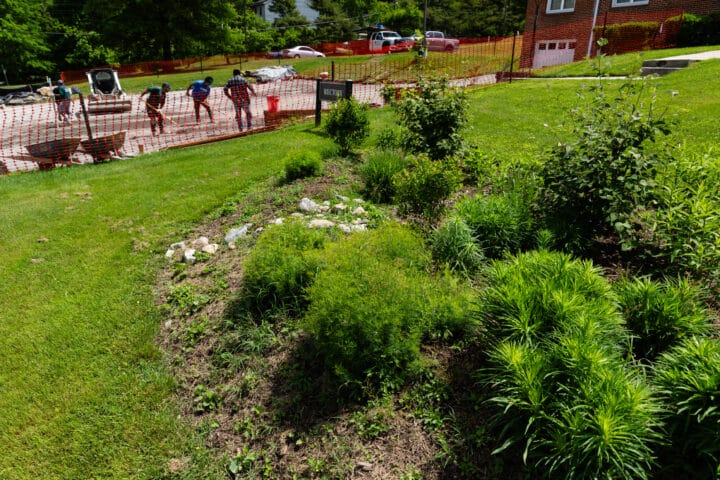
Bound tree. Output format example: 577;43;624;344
0;1;55;80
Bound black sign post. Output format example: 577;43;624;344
315;79;353;126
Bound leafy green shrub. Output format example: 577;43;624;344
303;223;473;397
323;96;370;156
282;150;323;182
393;154;462;223
594;21;660;53
358;150;409;203
624;152;720;285
241;220;328;317
479;250;663;479
430;215;484;276
392;77;469;160
455;192;534;259
652;337;720;477
673;12;720;47
613;276;712;362
537;79;671;253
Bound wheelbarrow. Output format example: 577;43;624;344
80;131;126;163
26;137;82;170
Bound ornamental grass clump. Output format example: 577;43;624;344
652;337;720;478
241;220;329;317
478;250;663;479
613;276;712;362
358;149;409;204
430;215;484;276
282;150;323;183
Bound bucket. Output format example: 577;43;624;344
267;95;279;113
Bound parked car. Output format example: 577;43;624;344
424;31;460;52
281;46;325;58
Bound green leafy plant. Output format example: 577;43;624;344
165;284;211;317
393;153;462;223
282;150;323;182
193;384;221;413
613;276;712;362
358;149;409;204
323;96;370;156
652;337;720;478
537;78;672;253
454;192;534;259
392;76;469;160
241;220;328;317
430;215;484;275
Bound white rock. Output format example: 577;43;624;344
309;219;335;228
333;203;347;212
290;212;305;218
192;236;209;248
335;194;349;201
318;204;330;212
298;198;319;212
353;198;364;204
352;207;367;215
183;249;196;264
270;217;284;225
201;243;219;254
165;249;175;258
170;241;185;250
224;225;249;244
339;224;352;233
353;224;367;231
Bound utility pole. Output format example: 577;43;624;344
422;0;428;59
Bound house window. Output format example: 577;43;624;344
547;0;575;13
612;0;649;6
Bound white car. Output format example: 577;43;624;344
281;46;325;58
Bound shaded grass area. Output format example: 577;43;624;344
532;44;720;77
0;131;323;479
1;58;718;478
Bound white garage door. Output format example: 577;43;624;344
533;40;576;68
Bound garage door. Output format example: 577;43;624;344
533;40;576;68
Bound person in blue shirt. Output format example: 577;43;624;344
185;76;214;124
223;69;256;131
140;82;170;135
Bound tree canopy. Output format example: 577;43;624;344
1;0;526;83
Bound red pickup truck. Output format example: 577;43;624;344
424;31;460;52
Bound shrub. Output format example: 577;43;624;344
430;215;484;276
454;192;534;259
479;250;663;479
303;223;473;397
392;77;469;160
613;276;712;362
594;21;660;54
624;152;720;285
241;220;328;317
393;154;462;223
358;150;409;204
323;96;370;156
282;150;323;182
652;337;720;477
673;12;720;47
537;79;671;253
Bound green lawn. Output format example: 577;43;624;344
532;44;720;77
1;54;718;479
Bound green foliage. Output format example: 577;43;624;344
673;12;720;47
652;337;720;477
537;79;672;253
613;276;712;362
165;284;211;317
624;152;720;284
430;215;485;276
393;154;462;223
454;192;535;259
193;384;221;413
241;220;328;317
323;96;370;156
303;223;473;397
392;77;469;160
358;149;409;203
594;21;660;53
282;149;323;182
479;250;663;480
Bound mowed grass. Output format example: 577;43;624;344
1;52;718;479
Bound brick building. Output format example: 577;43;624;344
521;0;720;68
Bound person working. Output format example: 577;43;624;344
140;82;171;135
223;69;256;131
53;80;73;124
185;76;214;124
